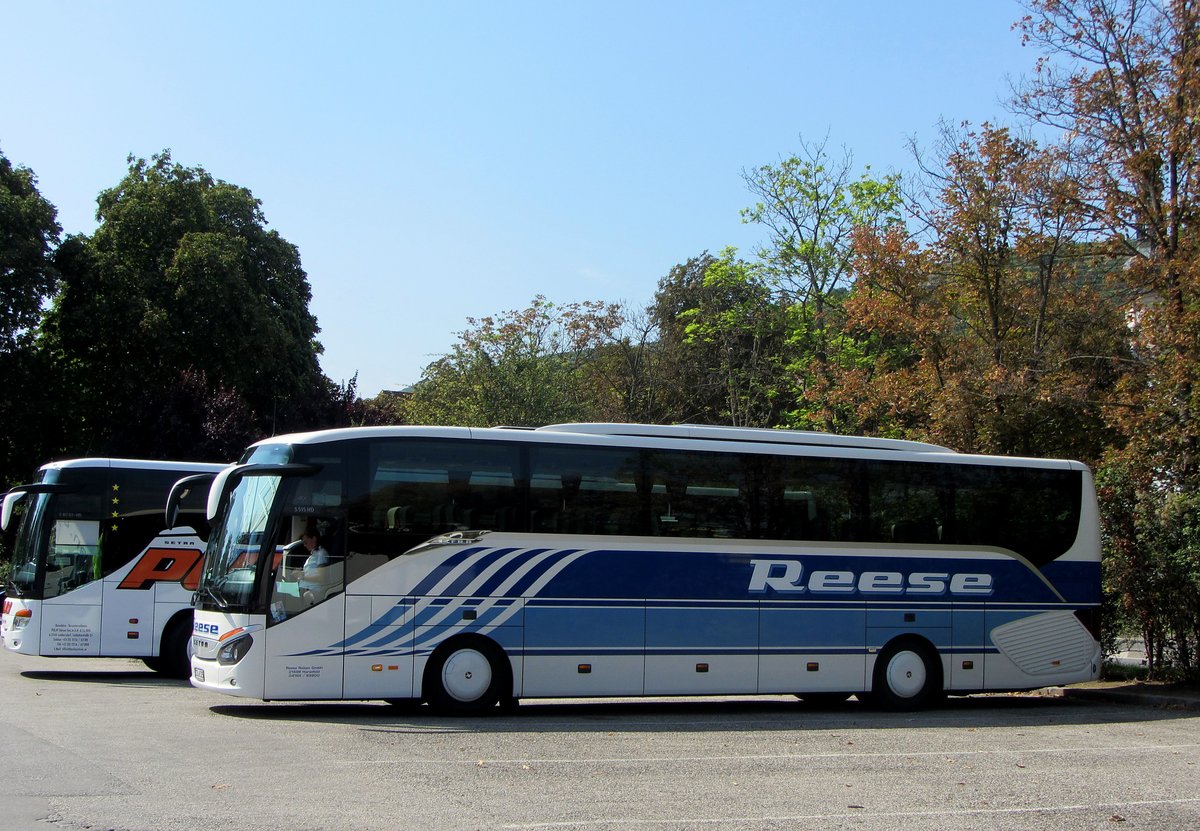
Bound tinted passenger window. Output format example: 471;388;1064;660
760;455;866;542
954;465;1082;565
107;469;211;575
529;444;648;535
645;450;751;538
354;439;521;560
867;462;949;545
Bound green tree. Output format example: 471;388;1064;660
578;302;673;424
0;150;63;488
675;249;787;427
741;137;903;431
649;252;790;427
742;137;901;312
1;149;60;352
41;151;325;456
406;296;622;427
648;253;722;422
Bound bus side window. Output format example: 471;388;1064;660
359;438;520;552
868;462;947;546
643;449;751;539
38;470;106;598
48;518;102;593
529;446;649;537
761;455;858;543
106;469;196;575
271;515;346;619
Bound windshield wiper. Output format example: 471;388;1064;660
201;582;229;610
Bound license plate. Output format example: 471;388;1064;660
193;666;205;682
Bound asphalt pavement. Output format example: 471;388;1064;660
3;651;1198;831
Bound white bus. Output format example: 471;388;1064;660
186;424;1102;712
2;458;227;676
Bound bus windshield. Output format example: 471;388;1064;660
6;472;106;600
199;474;284;610
8;491;45;597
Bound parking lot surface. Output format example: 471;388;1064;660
2;651;1198;831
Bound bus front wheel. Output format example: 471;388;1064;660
156;614;194;680
870;639;942;711
424;638;510;716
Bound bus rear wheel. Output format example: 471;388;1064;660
424;638;510;716
870;639;941;711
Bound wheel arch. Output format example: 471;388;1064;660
419;632;515;703
158;609;194;653
869;634;946;710
154;608;196;678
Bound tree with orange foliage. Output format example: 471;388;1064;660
845;122;1127;460
1015;0;1200;674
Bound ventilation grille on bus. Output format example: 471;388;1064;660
990;610;1096;675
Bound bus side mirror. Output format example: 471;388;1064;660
204;463;322;523
1;491;25;532
2;483;79;532
165;473;219;530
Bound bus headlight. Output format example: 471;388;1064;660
217;634;253;666
12;609;32;630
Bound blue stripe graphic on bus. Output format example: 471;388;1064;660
474;548;550;596
306;543;1100;662
331;546;586;653
408;546;489;596
505;549;582;597
435;547;519;596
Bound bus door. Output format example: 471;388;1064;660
262;513;347;700
98;554;155;657
37;516;105;656
261;595;347;699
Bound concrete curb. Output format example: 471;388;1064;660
1050;685;1200;711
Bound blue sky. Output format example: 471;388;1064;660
3;1;1039;396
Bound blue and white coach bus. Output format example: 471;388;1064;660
185;424;1101;712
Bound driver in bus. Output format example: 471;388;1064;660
300;529;328;575
271;527;329;620
296;526;343;606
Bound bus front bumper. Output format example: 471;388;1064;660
191;655;260;697
1;599;41;655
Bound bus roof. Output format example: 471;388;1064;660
246;424;1089;471
38;458;228;474
533;423;956;454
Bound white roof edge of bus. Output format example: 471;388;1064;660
38;458;228;472
254;424;952;453
536;423;957;454
250;426;476;447
249;425;1089;469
